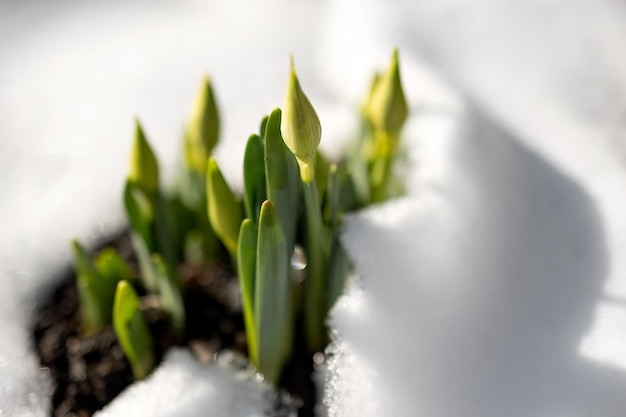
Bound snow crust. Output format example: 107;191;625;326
95;349;273;417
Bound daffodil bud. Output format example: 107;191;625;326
206;157;243;257
185;75;220;172
361;71;381;120
366;49;408;136
280;57;321;183
129;119;159;195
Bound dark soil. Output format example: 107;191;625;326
32;233;316;417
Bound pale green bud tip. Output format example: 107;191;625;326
129;119;159;194
280;57;321;180
207;156;218;174
362;72;381;116
259;200;279;228
367;49;408;135
186;75;220;171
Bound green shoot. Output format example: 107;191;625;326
124;180;154;253
264;108;300;253
243;134;267;223
152;254;185;335
206;157;243;259
70;50;409;386
280;58;328;352
301;178;328;352
237;219;259;366
113;280;155;380
255;201;294;384
71;240;125;333
281;57;322;183
95;247;133;286
363;49;408;202
185;75;220;174
128;120;159;197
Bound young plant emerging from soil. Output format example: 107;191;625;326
38;49;409;416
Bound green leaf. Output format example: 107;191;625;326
95;247;132;286
264;108;299;252
322;164;341;227
113;280;154;380
237;219;258;366
346;139;371;207
318;162;353;311
177;164;205;210
243;134;267;223
327;236;351;311
125;184;178;284
124;180;154;252
130;231;158;292
259;115;269;139
315;150;330;202
71;240;110;333
206;157;243;258
335;161;360;212
129;119;159;196
255;201;294;383
360;71;381;121
184;229;205;266
153;193;178;271
184;75;220;173
301;179;328;353
152;254;185;334
323;165;352;308
175;169;222;261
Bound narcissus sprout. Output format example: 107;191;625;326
70;49;409;385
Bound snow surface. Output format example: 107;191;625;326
322;1;626;416
1;0;626;416
326;89;626;415
95;349;274;417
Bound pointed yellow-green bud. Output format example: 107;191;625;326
113;280;154;380
129;119;159;195
206;157;243;257
366;49;408;136
280;57;321;183
185;75;220;172
361;71;381;119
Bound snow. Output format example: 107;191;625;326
322;1;626;416
1;0;626;416
95;349;274;417
326;96;626;415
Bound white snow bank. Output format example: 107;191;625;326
325;62;626;416
0;307;52;417
96;349;274;417
319;1;626;416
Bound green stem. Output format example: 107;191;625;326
369;130;397;203
302;179;328;352
153;192;177;270
369;153;392;203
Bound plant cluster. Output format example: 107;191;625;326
70;50;408;385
